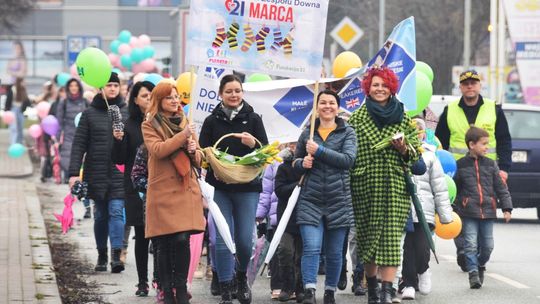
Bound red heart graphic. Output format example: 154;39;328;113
225;0;235;12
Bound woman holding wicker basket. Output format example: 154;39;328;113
199;74;269;304
142;82;206;304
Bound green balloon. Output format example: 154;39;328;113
408;71;433;117
445;174;456;204
8;143;26;158
246;73;272;83
417;61;434;83
76;47;112;88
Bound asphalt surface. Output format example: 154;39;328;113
38;179;540;304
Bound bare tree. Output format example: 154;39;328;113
326;0;490;94
0;0;36;34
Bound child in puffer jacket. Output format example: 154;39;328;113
400;118;453;300
256;146;282;299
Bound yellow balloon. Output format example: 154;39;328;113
176;72;197;104
332;51;362;78
435;212;462;240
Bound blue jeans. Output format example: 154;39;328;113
94;199;125;250
300;222;347;291
8;105;24;145
213;190;259;282
462;217;494;273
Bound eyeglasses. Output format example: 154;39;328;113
163;95;180;101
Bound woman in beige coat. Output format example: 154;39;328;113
142;82;205;304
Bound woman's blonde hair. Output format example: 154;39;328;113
146;82;178;119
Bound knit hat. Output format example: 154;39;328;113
108;72;120;84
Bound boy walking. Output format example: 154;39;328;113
453;126;512;289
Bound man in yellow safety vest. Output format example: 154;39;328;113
435;69;512;272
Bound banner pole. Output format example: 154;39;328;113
309;81;320;140
188;65;196;123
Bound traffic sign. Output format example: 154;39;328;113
330;17;363;50
67;35;101;66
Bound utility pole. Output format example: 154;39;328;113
497;0;506;103
379;0;385;47
489;0;497;99
463;0;471;69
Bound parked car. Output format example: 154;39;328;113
429;97;540;218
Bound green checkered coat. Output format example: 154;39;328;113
349;105;420;266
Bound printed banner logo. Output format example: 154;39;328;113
273;86;314;127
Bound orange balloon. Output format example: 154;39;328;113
435;212;462;240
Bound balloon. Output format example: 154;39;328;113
246;73;271;83
445;175;456;204
129;37;141;49
118;30;132;44
131;63;143;74
108;53;120;67
112;68;122;75
120;54;132;69
133;73;148;83
183;103;190;114
160;78;177;86
118;43;132;56
110;40;121;54
2;111;15;125
417;61;434;83
436;150;457;177
139;34;151;46
56;72;71;87
140;58;156;72
36;101;51;119
74;112;82;127
435;212;462;240
408;72;433;117
176;72;197;104
332;51;363;78
76;47;112;88
144;73;163;86
131;48;145;63
41;115;60;136
70;64;79;78
142;45;155;59
7;143;26;159
28;124;43;139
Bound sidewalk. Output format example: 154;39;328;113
0;129;61;304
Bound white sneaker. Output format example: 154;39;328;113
418;269;432;295
401;287;415;300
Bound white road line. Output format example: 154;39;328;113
486;273;530;289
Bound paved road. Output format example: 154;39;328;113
38;179;540;304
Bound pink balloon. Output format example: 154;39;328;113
131;63;143;74
140;58;156;72
133;73;148;83
70;64;79;78
130;37;143;49
108;53;120;67
29;124;43;139
36;101;51;119
139;34;151;46
2;111;15;125
118;43;132;56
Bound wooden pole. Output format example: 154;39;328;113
309;81;320;140
188;66;196;123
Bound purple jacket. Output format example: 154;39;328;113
256;161;279;227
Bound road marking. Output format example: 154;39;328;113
486;273;530;289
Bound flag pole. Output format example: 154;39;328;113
188;65;196;123
309;81;320;140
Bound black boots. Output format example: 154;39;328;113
95;248;108;271
323;290;335;304
210;269;220;296
303;288;316;304
219;281;233;304
236;271;252;304
175;284;190;304
111;248;125;273
163;288;175;304
366;276;379;304
352;271;366;296
380;281;393;304
337;266;347;290
469;271;482;289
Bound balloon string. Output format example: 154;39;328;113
101;88;110;109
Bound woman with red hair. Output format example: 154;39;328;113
348;67;421;304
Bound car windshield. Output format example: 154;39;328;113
504;109;540;140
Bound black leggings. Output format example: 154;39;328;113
134;225;150;283
155;232;191;291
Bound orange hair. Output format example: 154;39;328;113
147;82;179;119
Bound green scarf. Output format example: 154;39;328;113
154;112;185;139
365;95;404;129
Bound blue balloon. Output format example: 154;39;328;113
183;104;190;113
56;72;71;87
144;73;163;86
8;143;26;158
131;48;145;63
110;40;121;54
118;30;132;44
436;150;457;177
74;112;82;127
142;45;155;59
120;54;132;69
112;68;122;75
